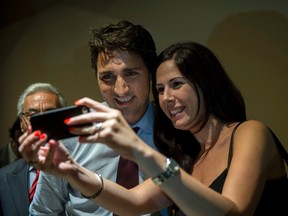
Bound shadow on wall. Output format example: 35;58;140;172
207;11;288;147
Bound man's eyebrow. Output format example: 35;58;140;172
24;108;39;112
98;70;113;74
98;67;141;74
25;107;57;112
123;67;142;72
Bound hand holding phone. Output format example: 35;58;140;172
30;105;91;140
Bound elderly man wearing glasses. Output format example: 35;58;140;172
0;82;66;216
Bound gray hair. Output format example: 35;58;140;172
17;82;67;116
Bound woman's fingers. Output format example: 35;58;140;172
44;139;57;168
75;97;112;112
18;130;47;164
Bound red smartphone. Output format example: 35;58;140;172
30;105;91;140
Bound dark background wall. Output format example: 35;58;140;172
0;0;287;154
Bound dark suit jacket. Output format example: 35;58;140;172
0;144;10;168
0;158;30;216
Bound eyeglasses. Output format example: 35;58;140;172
20;110;39;121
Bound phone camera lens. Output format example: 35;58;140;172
82;106;89;113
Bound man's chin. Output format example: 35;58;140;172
122;110;140;124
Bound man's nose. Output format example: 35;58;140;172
114;76;129;96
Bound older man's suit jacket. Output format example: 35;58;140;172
0;158;30;216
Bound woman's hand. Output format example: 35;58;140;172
65;97;142;161
18;126;46;165
18;126;76;176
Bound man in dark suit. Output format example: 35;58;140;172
0;158;30;215
0;82;66;216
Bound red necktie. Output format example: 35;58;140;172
29;169;40;202
113;127;139;216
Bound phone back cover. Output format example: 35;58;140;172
30;105;90;140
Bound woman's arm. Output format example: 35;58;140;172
67;98;283;216
132;121;282;216
18;126;171;215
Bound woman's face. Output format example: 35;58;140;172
155;59;202;131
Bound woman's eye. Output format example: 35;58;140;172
172;81;183;88
156;87;164;94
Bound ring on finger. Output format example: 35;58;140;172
95;122;103;132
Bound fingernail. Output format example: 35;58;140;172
34;130;41;137
40;134;45;139
74;100;80;105
64;118;70;124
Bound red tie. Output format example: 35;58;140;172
29;169;40;202
115;156;139;189
113;127;139;216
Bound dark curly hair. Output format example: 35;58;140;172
89;20;157;76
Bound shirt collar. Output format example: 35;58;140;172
131;101;154;133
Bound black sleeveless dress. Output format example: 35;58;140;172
172;122;288;216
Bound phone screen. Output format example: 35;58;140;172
30;105;91;140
